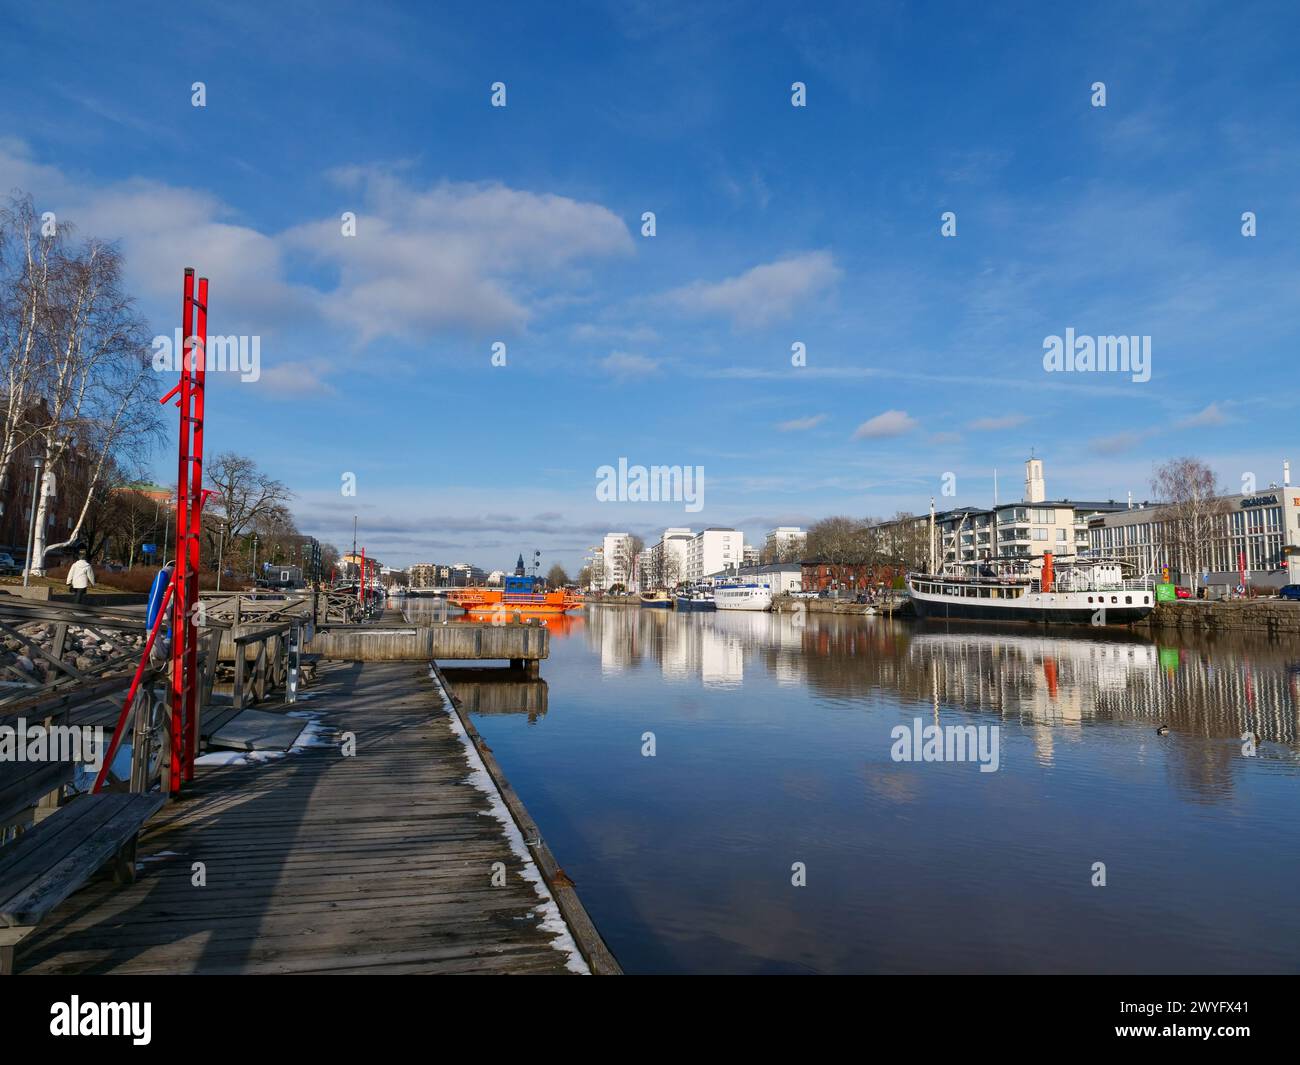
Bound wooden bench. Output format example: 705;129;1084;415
0;759;75;835
0;792;165;974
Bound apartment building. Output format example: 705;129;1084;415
640;527;695;588
764;525;807;560
684;528;743;581
602;532;635;590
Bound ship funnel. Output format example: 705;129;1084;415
1041;551;1054;593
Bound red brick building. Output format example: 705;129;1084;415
801;561;907;594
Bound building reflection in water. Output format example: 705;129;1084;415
575;606;1299;798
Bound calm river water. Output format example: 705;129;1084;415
412;600;1300;974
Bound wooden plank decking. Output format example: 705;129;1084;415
14;660;599;975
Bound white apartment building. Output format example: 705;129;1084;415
641;527;695;588
602;532;635;590
685;528;743;581
765;525;807;559
874;458;1124;576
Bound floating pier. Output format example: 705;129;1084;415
306;621;549;673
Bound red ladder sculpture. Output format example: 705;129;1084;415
159;268;209;794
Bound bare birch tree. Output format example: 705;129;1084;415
28;237;159;572
0;194;57;498
1150;457;1227;578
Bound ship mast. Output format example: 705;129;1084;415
929;497;936;575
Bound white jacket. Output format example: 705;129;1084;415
67;559;95;589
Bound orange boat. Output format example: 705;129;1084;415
446;555;584;617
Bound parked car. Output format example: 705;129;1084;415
1175;586;1192;599
0;552;17;575
1277;585;1300;601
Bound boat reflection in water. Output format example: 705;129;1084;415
416;601;1300;974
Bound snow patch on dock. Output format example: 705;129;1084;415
428;664;590;975
195;710;338;766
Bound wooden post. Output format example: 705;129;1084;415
233;639;245;711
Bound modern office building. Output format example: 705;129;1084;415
1087;480;1300;590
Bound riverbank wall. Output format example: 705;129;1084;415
1140;599;1300;635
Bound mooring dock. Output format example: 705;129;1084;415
12;659;616;975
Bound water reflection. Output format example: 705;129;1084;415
579;607;1300;759
419;602;1300;973
441;667;549;722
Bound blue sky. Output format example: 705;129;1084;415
2;0;1297;572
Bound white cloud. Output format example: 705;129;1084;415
853;410;917;440
257;360;336;396
1176;403;1229;429
286;168;634;342
967;414;1029;431
600;351;659;378
0;142;634;349
663;251;840;328
572;321;659;344
776;414;827;432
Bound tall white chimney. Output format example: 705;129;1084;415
1285;459;1291;488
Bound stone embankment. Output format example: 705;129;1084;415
1141;599;1300;636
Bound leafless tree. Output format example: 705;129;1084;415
1150;457;1227;577
806;516;867;566
0;198;163;572
204;452;292;562
0;195;56;499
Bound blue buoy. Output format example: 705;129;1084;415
146;564;175;632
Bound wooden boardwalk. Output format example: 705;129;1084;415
16;661;602;974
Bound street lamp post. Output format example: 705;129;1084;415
251;536;259;583
216;520;227;591
22;459;42;588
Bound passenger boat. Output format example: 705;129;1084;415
714;581;773;611
639;590;672;609
674;589;716;612
445;555;583;617
906;553;1154;625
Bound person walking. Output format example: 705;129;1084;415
66;551;95;605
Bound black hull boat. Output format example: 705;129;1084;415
907;555;1154;627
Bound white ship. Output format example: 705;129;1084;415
907;554;1154;626
713;581;773;611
